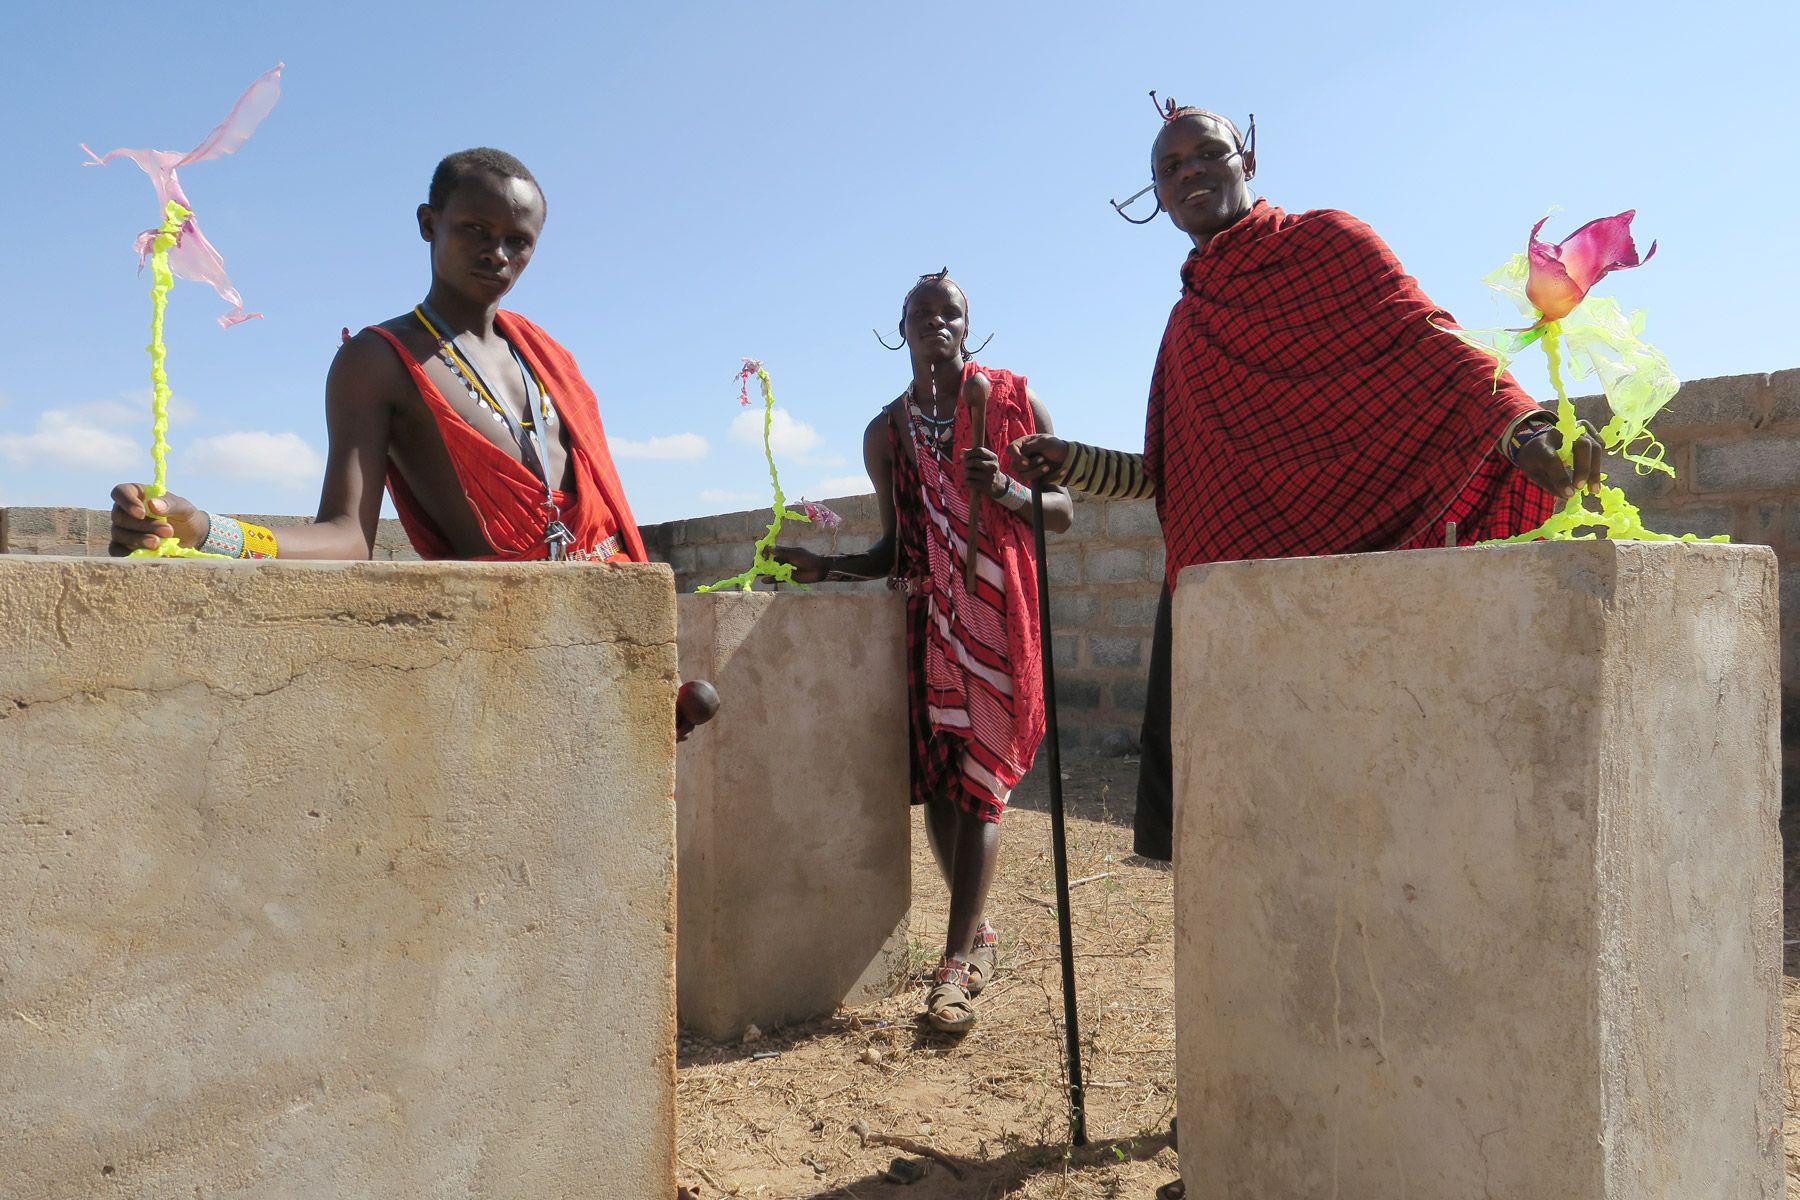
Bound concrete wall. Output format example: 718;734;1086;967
636;492;1163;755
10;367;1798;780
675;592;910;1039
0;557;680;1200
0;506;423;560
1170;542;1783;1198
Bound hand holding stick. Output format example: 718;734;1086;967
961;371;991;591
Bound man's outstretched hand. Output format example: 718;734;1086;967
1515;425;1605;500
1007;433;1070;486
768;546;825;584
109;483;206;556
676;680;720;743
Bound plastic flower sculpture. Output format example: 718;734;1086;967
1445;209;1723;544
83;62;283;328
698;361;841;591
1525;211;1656;326
84;63;283;556
796;499;844;529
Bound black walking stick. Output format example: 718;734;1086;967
1031;481;1088;1146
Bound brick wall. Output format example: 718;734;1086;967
6;368;1796;786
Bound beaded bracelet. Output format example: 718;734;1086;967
1498;409;1554;462
198;514;280;559
242;522;279;559
1058;442;1090;489
994;475;1033;514
198;513;245;558
1507;420;1558;465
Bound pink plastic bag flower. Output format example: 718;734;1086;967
1525;210;1656;325
736;358;765;406
796;498;843;528
83;63;283;327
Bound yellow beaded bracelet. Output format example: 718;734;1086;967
241;522;279;559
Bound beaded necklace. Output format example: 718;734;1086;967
414;304;559;439
414;302;572;559
907;373;957;460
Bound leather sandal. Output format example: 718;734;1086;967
925;956;977;1033
966;920;1000;996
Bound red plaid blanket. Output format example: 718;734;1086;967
1143;201;1553;582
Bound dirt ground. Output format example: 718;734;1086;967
677;758;1800;1198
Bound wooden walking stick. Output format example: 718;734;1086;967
1031;479;1088;1147
962;372;991;591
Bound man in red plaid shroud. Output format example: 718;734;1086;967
1012;102;1606;873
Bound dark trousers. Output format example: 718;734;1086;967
1133;582;1174;862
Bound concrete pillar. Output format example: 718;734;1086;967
1171;542;1782;1199
676;591;910;1040
0;557;679;1199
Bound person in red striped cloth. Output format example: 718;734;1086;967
1012;98;1604;865
774;271;1073;1033
1012;94;1607;1200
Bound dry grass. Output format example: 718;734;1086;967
680;762;1800;1197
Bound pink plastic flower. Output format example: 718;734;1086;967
797;499;843;528
1525;210;1656;325
83;63;283;327
735;358;764;406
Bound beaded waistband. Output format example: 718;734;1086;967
566;532;624;562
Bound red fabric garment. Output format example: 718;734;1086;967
367;312;647;562
889;362;1045;820
1142;201;1554;585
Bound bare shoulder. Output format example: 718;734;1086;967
863;404;899;465
327;326;412;412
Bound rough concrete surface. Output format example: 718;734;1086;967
1171;542;1782;1199
676;591;910;1040
0;556;679;1200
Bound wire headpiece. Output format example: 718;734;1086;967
873;268;994;355
1109;90;1257;223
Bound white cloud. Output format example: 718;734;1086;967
0;409;143;472
183;431;325;488
812;473;871;497
697;488;761;509
611;432;710;461
730;406;825;460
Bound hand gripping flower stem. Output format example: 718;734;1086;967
1443;210;1725;544
697;361;837;591
130;201;226;560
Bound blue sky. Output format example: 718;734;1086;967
5;1;1797;524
